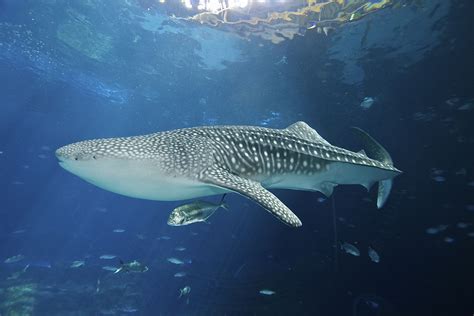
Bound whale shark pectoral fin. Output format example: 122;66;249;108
201;167;302;227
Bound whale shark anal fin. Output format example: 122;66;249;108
201;167;302;227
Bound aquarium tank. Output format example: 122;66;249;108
0;0;473;315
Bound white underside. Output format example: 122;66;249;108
264;162;397;194
60;159;397;201
59;159;228;201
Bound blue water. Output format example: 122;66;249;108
1;0;473;315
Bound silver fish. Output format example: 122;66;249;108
341;242;360;256
4;254;25;264
259;289;276;295
70;260;85;268
179;286;191;298
167;257;185;265
168;195;228;226
114;260;148;274
174;272;187;278
102;266;119;272
360;97;375;110
157;236;171;240
100;254;117;260
368;246;380;263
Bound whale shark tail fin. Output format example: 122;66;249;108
351;127;394;209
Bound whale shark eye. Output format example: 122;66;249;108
92;155;97;159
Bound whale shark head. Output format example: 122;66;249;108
55;136;169;199
55;134;221;201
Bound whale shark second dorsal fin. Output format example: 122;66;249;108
357;149;368;157
201;166;302;227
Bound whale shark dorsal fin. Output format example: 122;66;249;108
201;167;302;227
285;121;331;145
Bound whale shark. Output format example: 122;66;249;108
56;122;401;227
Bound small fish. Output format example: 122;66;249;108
114;260;148;274
100;254;117;260
425;227;439;234
431;168;444;175
259;289;276;296
11;229;27;234
366;300;380;309
360;97;375;110
27;260;52;269
466;205;474;212
6;264;30;280
368;247;380;263
120;307;138;313
175;247;186;252
445;97;459;106
340;242;360;256
157;236;171;240
174;272;187;278
443;237;455;243
168;195;228;226
4;255;25;264
457;102;473;111
432;176;446;182
456;222;471;229
179;286;191;298
113;229;125;233
167;257;184;265
274;56;288;65
317;197;326;203
102;266;119;272
322;26;333;36
467;232;474;237
70;260;85;268
425;224;449;235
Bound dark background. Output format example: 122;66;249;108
0;0;473;315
